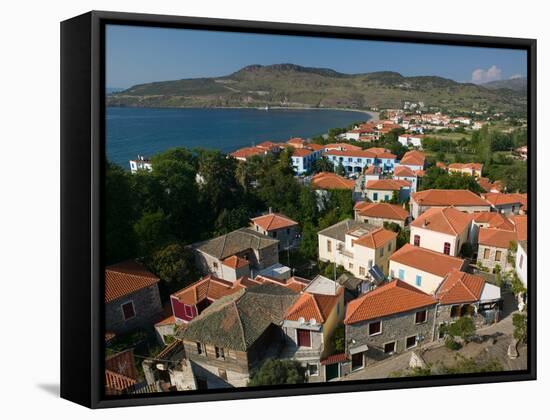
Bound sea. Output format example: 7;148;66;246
106;107;371;168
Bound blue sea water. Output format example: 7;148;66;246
106;107;370;168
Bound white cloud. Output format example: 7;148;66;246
471;65;502;84
509;74;523;79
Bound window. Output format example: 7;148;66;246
368;259;373;269
273;231;277;238
415;310;427;324
307;363;319;376
443;242;451;255
415;275;422;287
213;261;219;269
215;347;225;359
384;341;396;354
121;301;135;320
398;269;405;280
359;266;365;276
406;335;417;349
450;305;461;318
385;195;389;201
495;250;502;261
349;262;354;270
519;254;524;269
373;192;378;201
483;248;490;259
218;368;227;381
297;329;311;347
327;240;332;252
379;247;384;257
196;342;204;355
357;158;362;163
286;228;290;234
184;304;193;318
438;323;447;339
414;235;420;246
369;321;381;336
387;242;392;252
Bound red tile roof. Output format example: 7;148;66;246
292;148;315;157
222;255;250;269
320;353;348;365
364;165;382;176
230;146;266;159
448;162;483;171
412;189;489;207
400;150;426;166
389;244;465;278
353;228;397;249
478;228;517;249
287;137;306;146
105;370;137;393
366;179;411;191
510;215;527;241
354;201;409;221
410;207;471;236
251;213;298;231
155;315;176;327
345;280;437;324
311;172;355;190
477;177;504;193
364;147;396;159
436;270;485;305
171;275;244;306
324;143;362;151
394;166;417;177
482;193;524;207
324;149;377;158
471;212;514;231
105;260;159;303
285;288;343;324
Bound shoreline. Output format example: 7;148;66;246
107;104;379;121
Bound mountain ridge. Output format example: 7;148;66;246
108;63;526;114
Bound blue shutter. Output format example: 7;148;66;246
416;275;422;286
398;269;405;280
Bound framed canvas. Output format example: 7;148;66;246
60;10;536;408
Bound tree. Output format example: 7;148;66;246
248;359;306;386
335;162;345;176
330;324;346;354
420;167;483;193
299;222;319;260
460;242;474;259
512;313;527;344
311;156;334;174
147;243;199;295
133;210;171;257
442;316;476;342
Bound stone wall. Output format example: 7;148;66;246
346;305;436;366
477;245;511;272
105;284;163;335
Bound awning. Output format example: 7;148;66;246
349;344;369;355
480;283;501;302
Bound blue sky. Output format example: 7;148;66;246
106;24;527;89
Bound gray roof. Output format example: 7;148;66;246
317;219;375;242
193;227;279;260
337;273;364;290
178;283;298;351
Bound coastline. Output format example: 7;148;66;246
107;104;379;121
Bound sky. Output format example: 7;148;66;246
106;24;527;89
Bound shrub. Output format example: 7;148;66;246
248;359;306;386
444;317;476;342
445;337;462;351
512;313;527;343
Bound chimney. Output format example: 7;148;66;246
423;219;428;227
269;207;273;214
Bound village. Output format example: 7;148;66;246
107;107;529;394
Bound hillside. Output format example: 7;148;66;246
481;77;527;94
107;63;527;114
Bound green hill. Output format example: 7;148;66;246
107;63;526;114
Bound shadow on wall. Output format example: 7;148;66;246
36;383;60;397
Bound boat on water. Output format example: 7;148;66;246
258;105;270;111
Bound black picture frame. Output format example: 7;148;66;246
60;10;537;409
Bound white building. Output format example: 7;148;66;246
409;207;472;257
410;189;491;219
389;244;467;294
129;155;153;173
515;240;528;287
393;166;418;192
291;147;322;175
398;134;424;148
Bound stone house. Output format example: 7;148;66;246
177;283;299;389
477;227;517;272
469;212;514;245
409;207;472;257
250;212;300;250
389;244;466;294
192;227;279;281
281;276;345;382
410;189;491;219
105;260;163;335
354;201;409;228
344;280;438;371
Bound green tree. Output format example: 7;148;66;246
442;316;476;342
299;222;319;260
248;359;306;386
147;243;199;295
512;313;527;343
311;156;334;174
133;210;171;257
330;324;346;354
335;161;345;176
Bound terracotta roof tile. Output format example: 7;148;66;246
105;260;159;303
292;148;315;157
311;172;355;190
482;193;524;207
410;207;471;236
477;177;504;193
251;213;298;231
436;270;485;305
155;315;176;327
172;275;243;306
510;215;527;241
324;149;378;158
412;189;489;207
364;147;396;159
320;353;348;365
448;162;483;171
353;228;397;249
345;279;437;324
394;166;417;177
285;289;342;324
400;150;426;166
478;228;517;249
366;179;411;191
105;370;137;392
471;212;514;231
354;201;409;221
230;146;266;159
324;143;362;151
222;255;250;269
389;244;465;278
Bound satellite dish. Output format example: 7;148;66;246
309;318;317;325
298;317;305;324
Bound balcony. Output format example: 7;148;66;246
337;244;354;258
